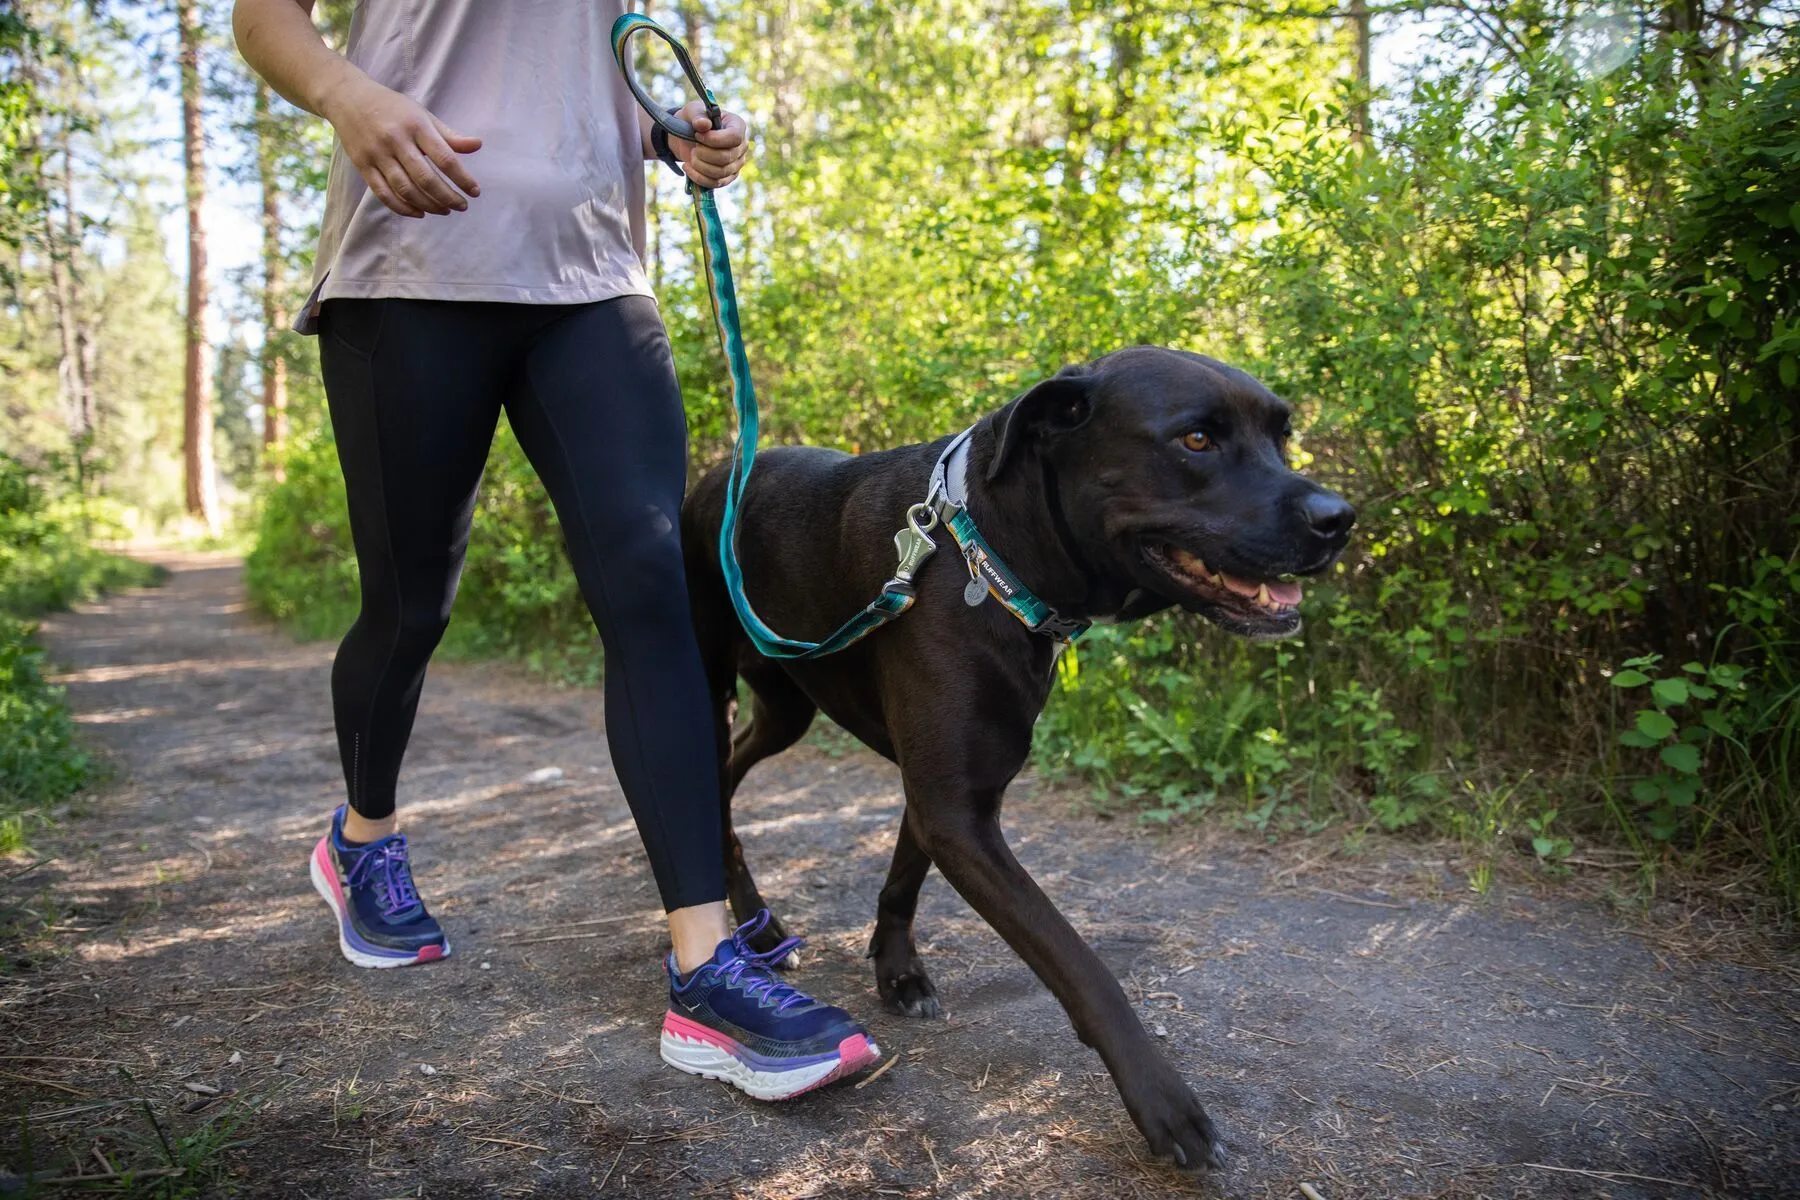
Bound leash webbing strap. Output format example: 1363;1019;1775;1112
611;14;920;659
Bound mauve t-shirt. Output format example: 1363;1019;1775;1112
296;0;651;333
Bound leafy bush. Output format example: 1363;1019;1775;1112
0;615;87;850
0;454;161;848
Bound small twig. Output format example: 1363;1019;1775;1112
597;1140;629;1190
26;1166;185;1184
516;1079;605;1110
505;930;622;946
923;1135;944;1184
1310;887;1409;911
1298;1184;1328;1200
1;856;55;883
854;1054;899;1089
0;1069;88;1097
1520;1163;1704;1190
469;1136;548;1152
1231;1027;1300;1047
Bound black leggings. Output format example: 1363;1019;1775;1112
319;295;723;913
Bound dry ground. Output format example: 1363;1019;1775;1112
3;553;1797;1198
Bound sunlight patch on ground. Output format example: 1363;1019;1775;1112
72;707;167;724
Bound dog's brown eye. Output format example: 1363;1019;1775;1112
1182;431;1215;453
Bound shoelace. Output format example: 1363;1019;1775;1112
344;834;422;918
709;911;812;1012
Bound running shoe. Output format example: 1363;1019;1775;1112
308;805;450;968
661;911;879;1100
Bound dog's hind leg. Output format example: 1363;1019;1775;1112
867;816;940;1017
722;664;817;953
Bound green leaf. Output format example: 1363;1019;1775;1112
1659;743;1702;775
1635;710;1677;740
1630;779;1663;804
1610;669;1651;688
1618;729;1658;749
1651;678;1688;707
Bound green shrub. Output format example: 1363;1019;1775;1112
0;454;160;849
0;614;88;849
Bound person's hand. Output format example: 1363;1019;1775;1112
669;101;750;189
323;76;481;218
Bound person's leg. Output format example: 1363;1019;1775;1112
504;295;878;1097
500;297;727;953
311;298;513;966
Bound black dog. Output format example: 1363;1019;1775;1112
681;346;1354;1169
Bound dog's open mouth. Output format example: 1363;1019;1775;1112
1142;544;1303;634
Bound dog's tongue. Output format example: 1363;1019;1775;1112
1220;572;1303;607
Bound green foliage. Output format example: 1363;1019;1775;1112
0;455;160;848
0;613;86;848
245;5;1800;909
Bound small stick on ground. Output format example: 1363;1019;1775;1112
855;1054;899;1089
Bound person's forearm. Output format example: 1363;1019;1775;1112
637;109;658;161
233;0;368;122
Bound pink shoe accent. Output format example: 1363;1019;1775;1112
836;1033;876;1072
779;1033;882;1100
313;837;346;907
663;1009;742;1053
415;944;445;963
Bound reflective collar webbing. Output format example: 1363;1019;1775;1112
928;428;1089;643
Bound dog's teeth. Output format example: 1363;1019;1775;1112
1256;583;1271;606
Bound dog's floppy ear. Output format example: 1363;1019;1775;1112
985;369;1093;482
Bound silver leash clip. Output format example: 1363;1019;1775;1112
890;503;940;587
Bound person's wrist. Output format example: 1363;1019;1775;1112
312;63;370;128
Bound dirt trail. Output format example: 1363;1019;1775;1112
5;554;1797;1198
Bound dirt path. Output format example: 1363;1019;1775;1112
5;554;1797;1198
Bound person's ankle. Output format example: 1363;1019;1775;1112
341;808;398;846
667;901;732;974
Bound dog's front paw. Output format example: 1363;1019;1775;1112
877;965;941;1019
1121;1067;1226;1172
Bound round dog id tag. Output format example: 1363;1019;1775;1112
963;577;988;607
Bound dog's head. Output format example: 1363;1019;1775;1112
986;346;1354;639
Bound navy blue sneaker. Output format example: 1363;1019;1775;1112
661;911;880;1099
308;806;449;968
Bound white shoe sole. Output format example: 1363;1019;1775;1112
660;1022;880;1101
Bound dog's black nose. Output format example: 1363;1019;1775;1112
1301;491;1355;541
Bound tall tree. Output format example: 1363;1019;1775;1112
253;81;288;479
1348;0;1371;147
176;0;220;529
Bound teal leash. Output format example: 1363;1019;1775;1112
611;14;939;660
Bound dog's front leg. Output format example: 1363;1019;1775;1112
908;785;1226;1170
867;818;939;1017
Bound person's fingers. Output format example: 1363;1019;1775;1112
424;118;482;197
395;141;467;212
379;158;441;216
363;166;424;218
699;110;747;149
691;140;747;166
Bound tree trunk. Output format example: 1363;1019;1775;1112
60;124;97;442
1349;0;1371;148
178;0;220;530
254;82;289;480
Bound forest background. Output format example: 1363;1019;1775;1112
3;0;1797;912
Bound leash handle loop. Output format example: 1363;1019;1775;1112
610;13;723;150
610;13;922;660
